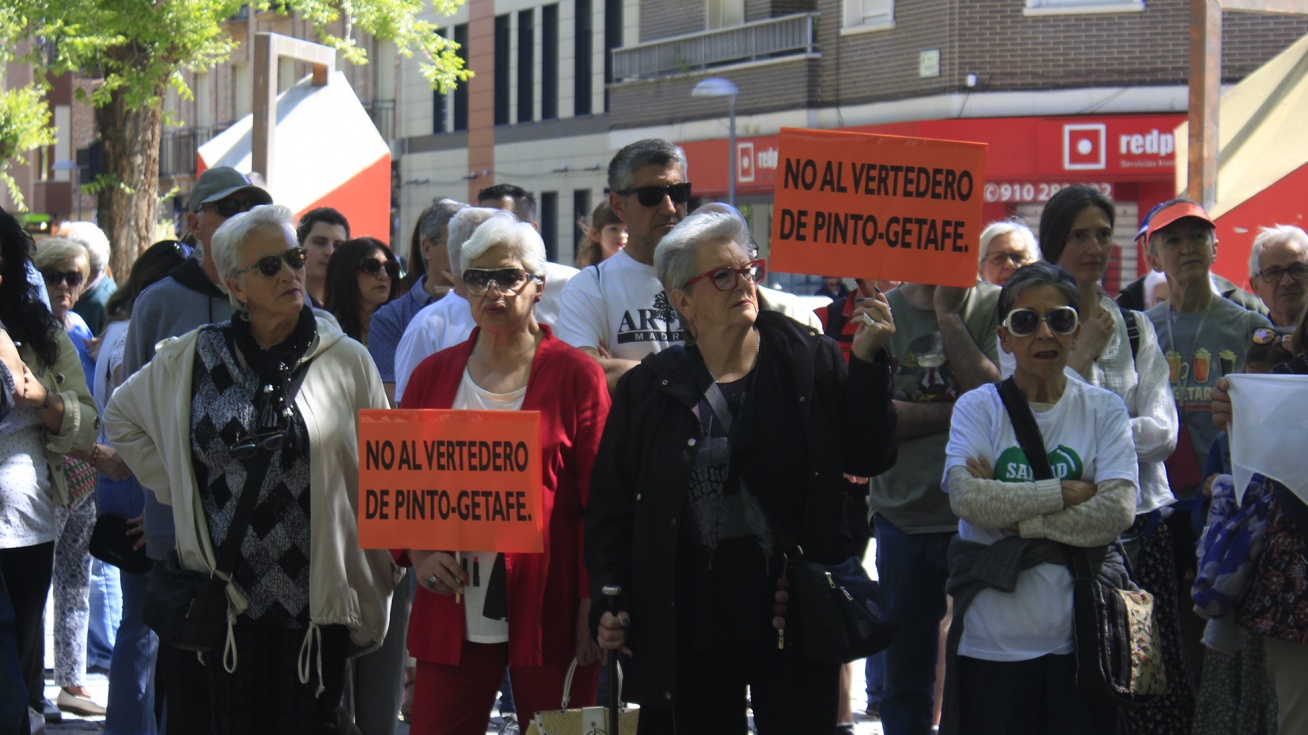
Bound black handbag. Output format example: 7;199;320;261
789;553;898;664
702;382;897;665
996;378;1167;707
89;513;153;575
141;550;232;652
143;472;262;653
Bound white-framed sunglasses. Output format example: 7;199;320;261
1003;306;1079;337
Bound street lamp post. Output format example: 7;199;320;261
691;77;739;207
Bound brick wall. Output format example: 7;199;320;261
609;58;818;127
641;0;704;41
813;0;1308;107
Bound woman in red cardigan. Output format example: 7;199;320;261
396;214;609;735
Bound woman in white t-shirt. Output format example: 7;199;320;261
397;217;610;734
941;262;1138;735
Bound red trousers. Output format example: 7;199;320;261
411;640;600;735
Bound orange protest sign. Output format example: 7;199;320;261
769;127;987;288
357;409;543;553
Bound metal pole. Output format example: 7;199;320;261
728;94;737;207
74;166;82;220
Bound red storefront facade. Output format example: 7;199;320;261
681;113;1186;294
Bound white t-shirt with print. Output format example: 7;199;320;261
452;368;527;644
555;250;684;360
942;379;1138;662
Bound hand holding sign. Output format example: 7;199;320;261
411;549;465;596
851;288;895;361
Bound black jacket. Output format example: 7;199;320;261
584;311;897;705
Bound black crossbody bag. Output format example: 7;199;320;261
702;382;897;664
142;476;261;653
995;377;1167;707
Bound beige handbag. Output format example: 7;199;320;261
526;658;639;735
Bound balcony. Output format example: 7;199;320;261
159;127;215;178
612;13;818;82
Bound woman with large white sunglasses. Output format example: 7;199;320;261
941;262;1138;735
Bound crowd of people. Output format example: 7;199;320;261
0;139;1305;735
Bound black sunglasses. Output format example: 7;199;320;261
235;247;309;278
462;267;539;297
42;269;84;288
229;430;285;460
616;183;693;208
360;259;400;279
207;198;259;218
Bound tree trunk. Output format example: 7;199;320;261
96;85;164;279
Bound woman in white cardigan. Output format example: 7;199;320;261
106;205;400;735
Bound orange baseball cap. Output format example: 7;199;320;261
1145;199;1214;243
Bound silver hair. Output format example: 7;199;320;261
607;138;688;193
978;219;1040;267
447;208;515;279
460;217;547;279
211;204;297;311
55;222;111;275
1248;224;1308;279
33;237;91;279
421;198;466;244
654;209;753;293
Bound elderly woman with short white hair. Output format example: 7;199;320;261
397;214;610;734
977;220;1040;286
586;208;898;733
106;204;400;735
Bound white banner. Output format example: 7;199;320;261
1227;374;1308;505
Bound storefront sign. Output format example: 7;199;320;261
984;181;1113;203
769;127;987;287
357;409;544;553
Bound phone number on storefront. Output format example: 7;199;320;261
984;182;1113;203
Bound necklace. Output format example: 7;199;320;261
706;329;761;383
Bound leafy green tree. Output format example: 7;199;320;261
3;0;469;275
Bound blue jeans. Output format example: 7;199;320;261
87;560;122;670
875;519;952;735
104;567;157;735
865;650;886;709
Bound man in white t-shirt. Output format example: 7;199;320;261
557;139;692;391
394;207;512;403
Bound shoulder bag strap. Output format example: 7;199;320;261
1118;306;1140;364
995;378;1054;481
213;467;262;576
994;379;1092;577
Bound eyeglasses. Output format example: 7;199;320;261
986;251;1030;268
1252;328;1294;350
1003;306;1080;337
360;259;400;279
463;267;540;298
615;183;693;208
229;431;285;460
42;269;84;289
684;259;767;291
206;198;259;218
1257;264;1308;284
234;247;308;278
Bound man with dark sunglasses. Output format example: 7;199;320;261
557;139;692;391
118;165;271;733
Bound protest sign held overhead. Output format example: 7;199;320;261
357;409;544;553
769;127;987;288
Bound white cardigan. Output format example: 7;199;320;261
105;316;402;668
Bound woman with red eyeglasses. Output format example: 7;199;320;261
106;204;400;734
585;207;898;733
324;237;400;347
